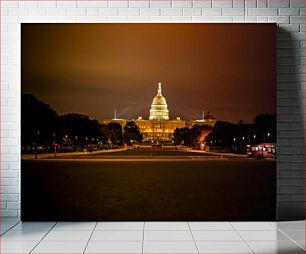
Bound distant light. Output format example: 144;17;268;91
267;132;270;137
242;136;245;140
253;134;256;139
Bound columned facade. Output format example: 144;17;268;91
101;82;216;142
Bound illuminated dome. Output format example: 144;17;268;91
149;82;169;120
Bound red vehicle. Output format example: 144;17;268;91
247;143;276;159
151;144;162;149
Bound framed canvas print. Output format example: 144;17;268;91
21;23;276;221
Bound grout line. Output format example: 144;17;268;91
276;227;305;251
229;221;237;231
141;221;145;254
0;220;20;236
187;221;200;254
83;221;98;254
29;222;57;254
229;222;256;254
268;221;277;229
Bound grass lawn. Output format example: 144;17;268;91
22;150;276;221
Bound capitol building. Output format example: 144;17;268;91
102;83;216;142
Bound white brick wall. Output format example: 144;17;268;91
0;0;305;219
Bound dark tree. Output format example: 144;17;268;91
107;122;123;146
187;124;212;147
59;113;100;139
205;114;276;154
123;121;143;145
173;125;212;147
254;114;276;143
205;121;240;149
59;113;102;150
173;127;190;145
21;93;58;149
99;124;112;145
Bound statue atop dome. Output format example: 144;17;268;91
157;82;162;96
149;82;169;120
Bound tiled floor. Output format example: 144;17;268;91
0;218;304;253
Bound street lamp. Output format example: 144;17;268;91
74;136;78;152
53;133;57;157
242;136;245;141
267;132;270;138
35;130;40;159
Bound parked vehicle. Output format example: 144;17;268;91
151;144;162;149
246;143;276;159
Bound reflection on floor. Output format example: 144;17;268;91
1;218;304;253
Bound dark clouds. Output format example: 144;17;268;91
22;23;276;123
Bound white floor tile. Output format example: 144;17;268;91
248;240;304;253
1;229;8;235
1;226;16;235
52;222;96;231
239;230;291;241
1;221;21;233
145;222;190;230
193;230;243;241
144;230;193;241
32;241;87;253
189;222;234;231
1;241;37;253
197;241;253;253
282;230;305;249
90;230;143;241
85;241;142;253
1;221;304;254
42;230;92;242
12;222;56;231
96;222;144;231
232;222;276;230
276;221;305;231
143;241;198;253
0;230;48;242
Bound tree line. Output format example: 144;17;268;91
22;94;142;153
174;114;276;154
22;94;276;155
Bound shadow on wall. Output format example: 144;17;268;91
276;27;305;221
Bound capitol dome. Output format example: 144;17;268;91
149;82;169;120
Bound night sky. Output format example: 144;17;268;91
22;23;276;123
